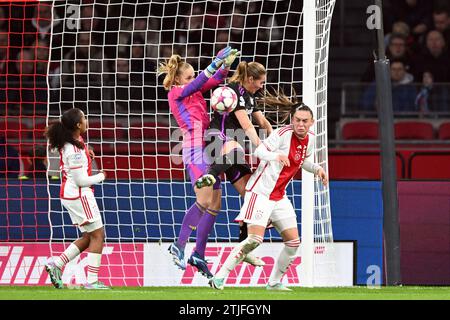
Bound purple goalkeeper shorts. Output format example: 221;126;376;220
182;146;221;190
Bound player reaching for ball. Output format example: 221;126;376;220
159;47;243;278
196;61;273;266
209;91;328;291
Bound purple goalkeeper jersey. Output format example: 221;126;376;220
168;67;228;148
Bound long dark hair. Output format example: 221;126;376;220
258;88;313;124
45;108;85;151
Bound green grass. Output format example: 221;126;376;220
0;286;450;300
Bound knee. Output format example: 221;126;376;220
90;228;105;242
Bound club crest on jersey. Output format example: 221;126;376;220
254;209;264;220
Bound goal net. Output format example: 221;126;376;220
44;0;339;287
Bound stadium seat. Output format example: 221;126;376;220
341;121;379;140
129;121;171;142
87;120;125;141
438;122;450;140
409;152;450;179
394;121;435;140
0;118;31;141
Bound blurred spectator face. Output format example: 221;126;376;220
116;59;129;80
17;50;35;75
406;0;417;7
81;5;99;31
388;37;407;58
135;18;147;31
426;31;446;57
76;33;91;57
390;61;407;82
433;11;450;32
392;22;410;38
132;44;145;58
423;71;434;86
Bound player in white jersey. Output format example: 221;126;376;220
44;108;110;290
209;92;328;291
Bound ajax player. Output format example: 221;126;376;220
44;108;109;289
209;94;328;291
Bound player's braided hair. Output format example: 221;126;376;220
45;108;85;151
159;54;191;90
258;88;313;124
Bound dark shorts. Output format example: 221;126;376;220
204;130;252;185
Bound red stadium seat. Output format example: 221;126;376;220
438;123;450;140
129;121;171;142
0;118;31;141
394;121;435;140
87;120;125;141
341;121;379;140
409;152;450;179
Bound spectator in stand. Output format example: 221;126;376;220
386;0;433;43
0;136;20;179
361;59;417;113
411;30;450;83
361;34;413;82
415;71;449;113
385;21;419;54
432;7;450;49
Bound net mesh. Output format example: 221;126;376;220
0;0;336;286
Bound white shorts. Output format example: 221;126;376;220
236;192;297;231
61;192;103;233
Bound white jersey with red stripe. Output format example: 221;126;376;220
246;125;315;201
59;138;93;200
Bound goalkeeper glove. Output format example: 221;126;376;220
222;49;241;69
206;46;232;76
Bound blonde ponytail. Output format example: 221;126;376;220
229;61;266;85
159;54;190;90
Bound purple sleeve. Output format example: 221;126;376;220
178;71;210;100
200;67;229;93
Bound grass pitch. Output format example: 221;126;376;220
0;285;450;300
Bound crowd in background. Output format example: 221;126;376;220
361;0;450;113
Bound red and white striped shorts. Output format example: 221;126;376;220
235;192;297;229
61;192;103;233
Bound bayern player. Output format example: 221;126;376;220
209;94;328;291
197;61;273;267
44;108;109;289
159;47;243;278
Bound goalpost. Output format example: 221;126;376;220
45;0;339;287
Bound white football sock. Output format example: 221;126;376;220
268;238;300;286
87;252;102;284
215;234;263;280
54;243;81;270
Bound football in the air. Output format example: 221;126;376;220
210;86;238;113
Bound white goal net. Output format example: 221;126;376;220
46;0;339;287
